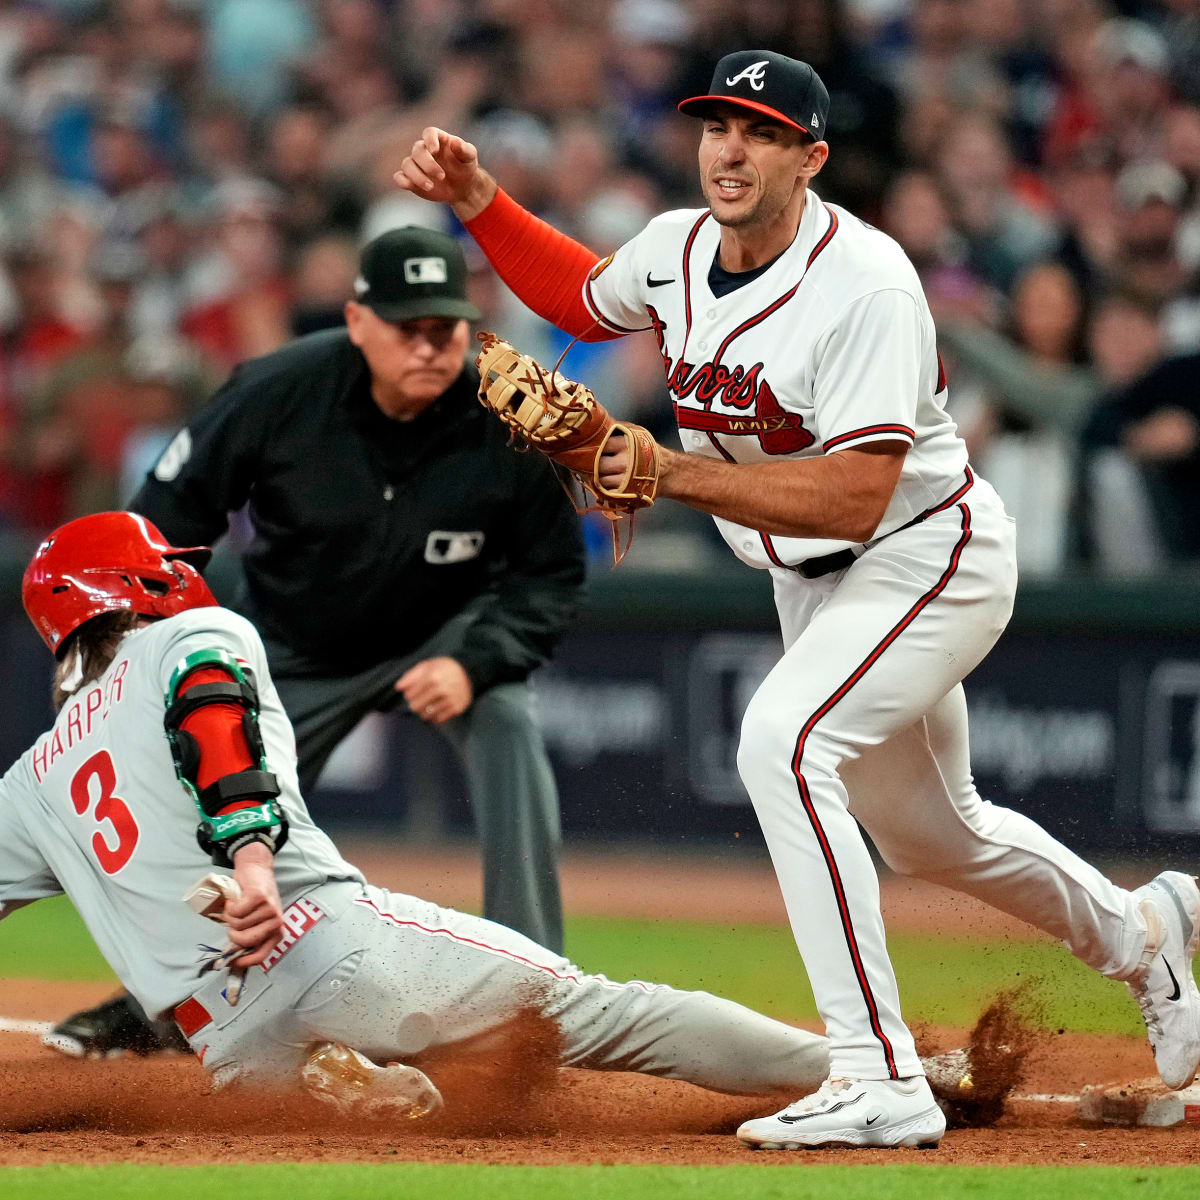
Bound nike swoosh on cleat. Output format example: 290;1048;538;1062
646;274;675;287
865;1114;881;1126
778;1094;863;1123
1165;957;1182;1002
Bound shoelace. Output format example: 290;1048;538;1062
782;1077;853;1117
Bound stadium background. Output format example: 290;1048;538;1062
0;0;1195;851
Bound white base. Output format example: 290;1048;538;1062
1078;1077;1200;1127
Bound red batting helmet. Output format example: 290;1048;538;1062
23;512;216;656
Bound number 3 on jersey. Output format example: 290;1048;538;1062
70;750;139;874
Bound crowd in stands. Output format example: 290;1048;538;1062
0;0;1196;576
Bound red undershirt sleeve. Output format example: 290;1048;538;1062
177;667;259;814
463;188;623;342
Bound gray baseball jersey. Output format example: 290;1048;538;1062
0;607;363;1017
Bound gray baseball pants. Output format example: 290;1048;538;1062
178;879;828;1097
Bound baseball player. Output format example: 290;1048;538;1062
394;49;1200;1150
3;510;914;1115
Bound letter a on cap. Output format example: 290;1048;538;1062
725;61;769;91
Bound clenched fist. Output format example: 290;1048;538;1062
393;126;496;221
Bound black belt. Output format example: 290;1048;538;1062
795;547;859;579
789;467;975;580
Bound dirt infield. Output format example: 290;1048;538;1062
1;976;1197;1166
1;847;1196;1167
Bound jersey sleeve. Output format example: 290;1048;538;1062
811;289;924;454
581;227;656;336
154;609;273;702
0;769;61;911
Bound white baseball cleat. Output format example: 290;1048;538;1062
736;1075;946;1150
1128;871;1200;1090
301;1042;444;1119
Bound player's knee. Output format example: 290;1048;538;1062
872;839;925;877
736;700;788;788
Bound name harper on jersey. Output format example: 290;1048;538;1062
32;660;129;782
647;304;813;455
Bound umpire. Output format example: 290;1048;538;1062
48;227;585;1058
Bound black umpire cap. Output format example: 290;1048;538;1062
677;50;830;140
354;226;482;323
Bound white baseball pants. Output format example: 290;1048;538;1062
737;474;1148;1080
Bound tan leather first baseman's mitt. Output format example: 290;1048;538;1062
475;331;659;563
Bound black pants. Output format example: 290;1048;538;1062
262;607;564;953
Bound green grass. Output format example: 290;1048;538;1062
0;900;1158;1037
567;914;1147;1036
2;1164;1200;1200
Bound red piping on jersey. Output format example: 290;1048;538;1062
788;501;973;1079
584;270;646;334
680;211;712;358
895;466;974;533
463;188;624;340
709;208;839;367
760;532;788;566
355;895;652;992
822;423;916;453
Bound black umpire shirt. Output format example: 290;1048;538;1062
131;329;586;689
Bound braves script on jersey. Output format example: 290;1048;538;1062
582;189;968;565
0;608;361;1016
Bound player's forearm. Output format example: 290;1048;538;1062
657;448;897;543
460;186;619;341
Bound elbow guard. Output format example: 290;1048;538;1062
164;649;289;867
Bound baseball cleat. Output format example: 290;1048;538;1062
43;993;188;1059
301;1042;444;1120
1128;871;1200;1090
736;1075;946;1150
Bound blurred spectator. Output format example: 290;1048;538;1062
936;110;1058;290
0;0;1189;578
208;0;316;116
181;179;291;371
290;232;357;336
1083;349;1200;573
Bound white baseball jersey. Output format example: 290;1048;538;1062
582;188;969;567
0;607;362;1017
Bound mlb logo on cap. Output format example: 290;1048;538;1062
404;257;449;285
354;226;481;323
677;49;831;139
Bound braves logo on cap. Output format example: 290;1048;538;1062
726;61;769;91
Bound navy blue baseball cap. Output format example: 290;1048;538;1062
678;50;830;140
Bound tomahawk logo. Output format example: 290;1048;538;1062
725;61;769;91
